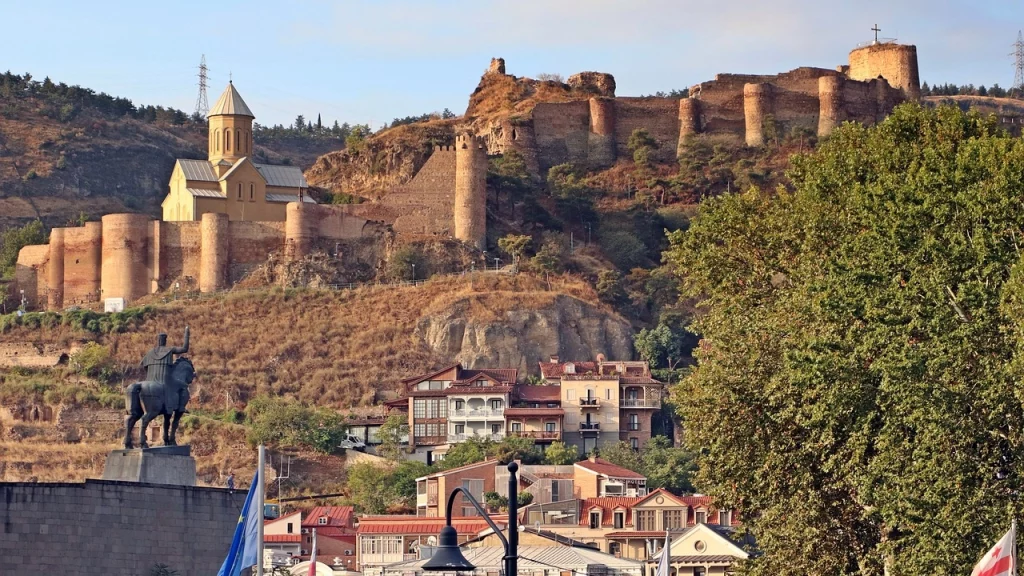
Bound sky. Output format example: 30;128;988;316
1;0;1021;129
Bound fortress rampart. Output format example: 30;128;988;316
17;203;387;311
454;134;488;249
485;42;918;171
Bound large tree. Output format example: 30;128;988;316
666;104;1024;575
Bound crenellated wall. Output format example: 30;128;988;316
17;203;386;311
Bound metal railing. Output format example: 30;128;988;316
579;398;600;407
620;398;661;408
508;431;561;440
448;433;504;443
579;422;601;432
450;408;505;418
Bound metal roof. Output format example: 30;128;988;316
383;545;643;574
186;187;226;198
178;159;217;181
256;164;308;188
266;193;316;204
209;82;255;118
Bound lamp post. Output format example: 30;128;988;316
423;461;519;576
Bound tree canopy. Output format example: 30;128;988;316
666;104;1024;575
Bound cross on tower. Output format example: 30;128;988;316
872;24;881;43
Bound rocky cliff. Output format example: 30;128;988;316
417;293;632;373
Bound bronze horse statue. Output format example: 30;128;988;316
123;357;195;449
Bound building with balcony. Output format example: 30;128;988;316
414;459;497;517
575;456;648;498
356;515;499;576
539;356;664;453
394;364;517;464
506;384;563;448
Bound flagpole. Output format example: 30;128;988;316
1013;517;1018;576
257;444;265;576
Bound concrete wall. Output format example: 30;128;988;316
0;479;248;576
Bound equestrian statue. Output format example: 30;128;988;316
124;326;196;449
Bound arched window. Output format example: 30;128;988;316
236;129;241;154
225;129;231;151
216;131;220;151
249;183;254;200
237;183;242;200
246;131;251;153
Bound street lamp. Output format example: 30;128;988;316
423;462;519;575
411;263;416;282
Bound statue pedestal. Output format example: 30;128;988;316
102;445;196;486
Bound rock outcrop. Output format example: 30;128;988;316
415;293;633;373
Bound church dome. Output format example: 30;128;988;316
209;82;254;118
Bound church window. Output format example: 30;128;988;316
237;130;241;153
250;183;254;201
225;129;231;151
237;183;242;200
216;132;220;151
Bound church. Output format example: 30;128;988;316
161;82;314;222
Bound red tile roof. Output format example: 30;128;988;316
302;506;355;530
504;407;564;416
539;361;598;378
457;369;518;384
620;376;662;385
357;516;499;535
416;458;496;480
605;531;670;538
517;385;561;402
579;497;644;526
402;363;461;385
265;534;302;543
575;457;646;480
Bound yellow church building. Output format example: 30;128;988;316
161;82;313;222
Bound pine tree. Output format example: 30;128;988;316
317;113;322;132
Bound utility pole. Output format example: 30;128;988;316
1012;31;1024;91
194;55;209;118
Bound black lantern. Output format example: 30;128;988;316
422;525;476;571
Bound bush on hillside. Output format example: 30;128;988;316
245;396;347;454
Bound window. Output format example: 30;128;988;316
567;389;576;400
490;399;502;411
589;511;601;529
414;399;426;418
250;183;254;200
719;510;731;525
454;399;464;410
545;422;556;433
627;388;639;400
551;481;559;502
237;183;242;199
628;414;640;431
630;437;639;450
318;516;328;525
216;131;221;151
663;509;684;530
455;424;464;434
413;399;446;419
511;422;522;432
613;511;624;529
226;129;231;151
491;424;501;434
236;129;241;152
287;522;293;534
609;542;621;557
584;437;596;453
605;388;611;400
585;388;595;399
635;510;656;531
344;550;353;556
696;510;707;524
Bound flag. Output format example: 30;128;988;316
972;523;1016;576
655;531;671;576
308;527;318;576
217;469;262;576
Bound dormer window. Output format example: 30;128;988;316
613;511;625;529
589;510;601;529
318;516;328;525
565;363;575;374
695;510;707;524
718;510;730;525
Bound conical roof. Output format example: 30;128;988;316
208;81;254;118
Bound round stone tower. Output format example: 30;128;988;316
847;43;921;101
588;97;617;168
208;82;255;165
743;83;773;147
100;214;151;303
46;228;64;310
285;202;317;261
454;134;487;250
200;212;230;292
677;98;701;157
817;76;844;137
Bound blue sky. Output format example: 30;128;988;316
1;0;1020;129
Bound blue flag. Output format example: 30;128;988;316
217;469;261;576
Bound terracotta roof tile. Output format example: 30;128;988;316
302;506;354;530
575;457;646;480
504;407;564;416
579;497;644;526
357;516;498;535
517;386;561;402
265;534;302;543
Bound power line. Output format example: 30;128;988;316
194;54;209;118
1012;31;1024;91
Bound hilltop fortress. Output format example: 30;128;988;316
16;40;919;311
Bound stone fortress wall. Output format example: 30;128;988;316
0;480;247;576
17;204;388;310
486;42;919;170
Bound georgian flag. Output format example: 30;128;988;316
972;524;1016;576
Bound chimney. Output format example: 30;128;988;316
549;355;559;363
589;455;598;463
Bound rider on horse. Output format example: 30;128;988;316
141;326;190;414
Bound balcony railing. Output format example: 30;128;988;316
448;433;505;443
450;408;505;418
620;398;661;408
580;422;601;433
508;430;561;440
579;398;600;407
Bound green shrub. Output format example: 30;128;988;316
69;342;116;383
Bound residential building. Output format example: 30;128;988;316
162;82;312;222
415;459;496;517
575;456;648;498
263;511;303;564
539;356;664;453
301;506;357;569
357;515;499;576
506;384;563;449
645;524;750;576
396;364;517;464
